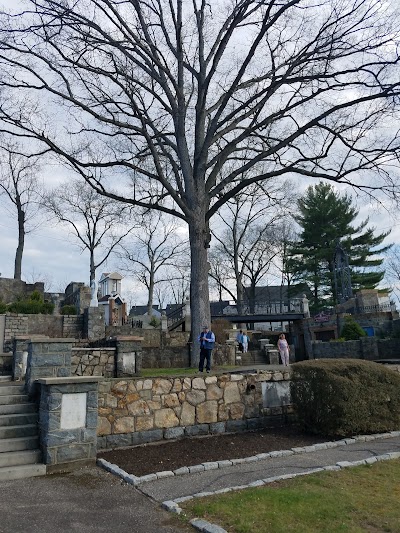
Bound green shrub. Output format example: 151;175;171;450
149;315;160;328
7;298;54;315
290;359;400;437
341;316;367;340
61;304;77;315
0;298;6;314
30;290;42;301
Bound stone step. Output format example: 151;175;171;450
0;435;39;453
0;383;26;395
0;403;37;415
0;463;46;481
0;413;38;427
0;394;30;406
0;375;12;383
0;449;42;468
0;424;38;440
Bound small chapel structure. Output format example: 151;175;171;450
98;272;127;326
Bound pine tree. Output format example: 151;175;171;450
288;182;391;312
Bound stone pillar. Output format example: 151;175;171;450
267;349;280;365
301;295;310;318
161;312;168;331
83;307;105;341
25;338;75;397
13;336;30;381
113;336;143;377
225;340;237;365
37;376;99;473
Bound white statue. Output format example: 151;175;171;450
90;279;99;307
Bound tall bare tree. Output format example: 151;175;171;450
1;1;400;364
117;211;188;315
44;179;134;283
210;181;293;312
0;141;43;280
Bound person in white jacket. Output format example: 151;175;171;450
277;333;290;366
242;332;249;353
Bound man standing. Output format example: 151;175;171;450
198;325;215;373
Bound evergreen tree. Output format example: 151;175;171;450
288;183;391;312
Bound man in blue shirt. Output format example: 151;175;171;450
198;325;215;373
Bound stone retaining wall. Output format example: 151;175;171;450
97;369;291;450
3;314;83;352
312;337;400;360
71;348;116;378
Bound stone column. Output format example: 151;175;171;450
12;336;30;381
25;338;75;397
113;336;143;377
37;376;99;473
83;307;105;341
161;312;168;331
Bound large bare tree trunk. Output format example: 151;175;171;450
14;205;25;280
189;218;211;368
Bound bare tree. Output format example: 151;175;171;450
44;179;134;283
117;211;188;315
1;1;400;364
384;245;400;305
210;182;293;312
0;140;43;280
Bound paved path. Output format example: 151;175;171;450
0;467;192;533
136;434;400;502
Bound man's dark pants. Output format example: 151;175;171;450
199;347;212;372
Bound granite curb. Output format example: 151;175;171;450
96;429;400;487
97;430;400;533
160;450;400;533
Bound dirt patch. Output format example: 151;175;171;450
98;425;332;477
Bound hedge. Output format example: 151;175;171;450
290;359;400;437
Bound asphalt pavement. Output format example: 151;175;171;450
1;432;400;533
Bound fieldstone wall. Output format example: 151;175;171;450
71;348;116;378
97;369;291;450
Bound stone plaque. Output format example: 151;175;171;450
123;352;136;374
60;393;87;429
261;381;291;408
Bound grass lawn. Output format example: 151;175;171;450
180;459;400;533
140;366;238;377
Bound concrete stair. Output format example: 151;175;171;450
0;379;46;481
239;350;268;366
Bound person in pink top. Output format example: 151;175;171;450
277;333;290;366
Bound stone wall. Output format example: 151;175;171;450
0;277;44;303
71;348;116;378
3;314;83;352
97;369;291;450
312;337;400;360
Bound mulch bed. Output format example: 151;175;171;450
97;425;332;477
